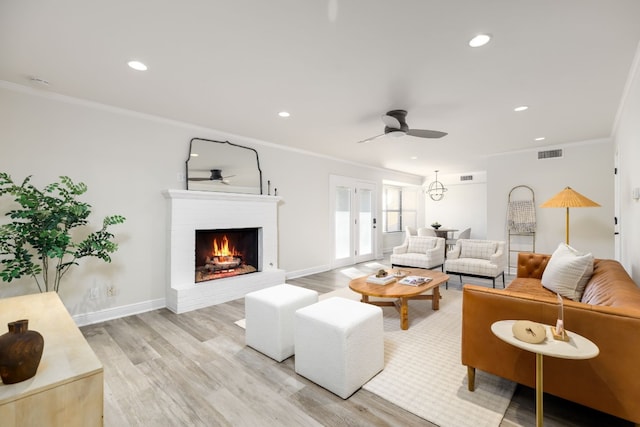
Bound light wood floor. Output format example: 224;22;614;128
81;259;633;427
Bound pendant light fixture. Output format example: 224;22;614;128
427;170;447;201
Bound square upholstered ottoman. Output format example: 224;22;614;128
245;284;318;362
294;297;384;399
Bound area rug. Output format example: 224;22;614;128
236;283;516;427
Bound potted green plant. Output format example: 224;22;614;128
0;173;125;293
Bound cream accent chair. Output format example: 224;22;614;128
417;227;437;237
390;236;445;271
444;239;507;289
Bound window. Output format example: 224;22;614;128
382;186;417;232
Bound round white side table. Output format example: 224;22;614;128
491;320;599;427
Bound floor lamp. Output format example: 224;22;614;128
540;187;600;245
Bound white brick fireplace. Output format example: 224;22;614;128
163;189;285;313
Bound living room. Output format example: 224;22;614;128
1;1;640;425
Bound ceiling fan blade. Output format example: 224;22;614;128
407;129;448;139
357;133;387;143
188;177;212;181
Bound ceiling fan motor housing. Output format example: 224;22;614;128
210;169;224;180
383;109;409;134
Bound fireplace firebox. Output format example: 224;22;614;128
195;228;259;283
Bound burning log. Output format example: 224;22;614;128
205;256;242;272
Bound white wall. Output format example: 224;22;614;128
0;83;422;323
486;140;614;259
614;44;640;281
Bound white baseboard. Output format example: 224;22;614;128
286;264;331;279
73;298;167;327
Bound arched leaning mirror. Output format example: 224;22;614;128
186;138;263;195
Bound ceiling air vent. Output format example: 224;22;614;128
460;175;473;181
538;149;563;159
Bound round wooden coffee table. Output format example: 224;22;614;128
348;268;449;330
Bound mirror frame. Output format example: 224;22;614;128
185;138;263;195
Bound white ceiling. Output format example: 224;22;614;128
2;1;640;177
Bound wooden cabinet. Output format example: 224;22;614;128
0;292;103;426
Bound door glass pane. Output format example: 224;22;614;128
359;189;372;255
335;186;351;259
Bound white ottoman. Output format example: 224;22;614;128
294;297;384;399
245;284;319;362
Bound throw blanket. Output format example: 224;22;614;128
507;200;536;232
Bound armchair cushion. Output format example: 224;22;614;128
541;243;593;301
407;236;437;253
460;240;497;261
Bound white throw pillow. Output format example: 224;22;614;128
541;243;594;301
407;236;435;253
460;241;496;260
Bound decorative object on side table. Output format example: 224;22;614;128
551;293;569;341
0;173;126;293
0;319;44;384
512;320;546;344
431;221;441;230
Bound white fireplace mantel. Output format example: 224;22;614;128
163;189;285;313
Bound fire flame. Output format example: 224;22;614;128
212;235;239;260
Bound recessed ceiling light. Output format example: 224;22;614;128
190;153;199;157
534;137;545;141
514;105;529;112
410;156;418;160
469;34;491;48
127;60;148;71
278;111;290;118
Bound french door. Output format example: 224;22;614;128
330;175;377;268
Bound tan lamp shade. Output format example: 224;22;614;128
540;187;600;245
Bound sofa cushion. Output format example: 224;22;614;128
407;236;436;253
460;240;496;260
541;243;593;301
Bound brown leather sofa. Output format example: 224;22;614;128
462;252;640;424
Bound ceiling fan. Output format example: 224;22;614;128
357;109;447;143
188;169;235;184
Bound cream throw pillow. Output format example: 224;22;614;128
460;241;496;260
541;243;594;301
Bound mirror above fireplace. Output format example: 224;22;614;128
186;138;263;194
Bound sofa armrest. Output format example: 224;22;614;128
517;252;551;279
393;243;408;254
447;241;461;259
424;237;445;264
489;244;506;268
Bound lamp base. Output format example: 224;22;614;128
551;326;569;342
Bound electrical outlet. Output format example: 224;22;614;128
106;285;116;297
177;172;186;182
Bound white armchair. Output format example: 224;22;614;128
390;236;445;271
444;239;507;289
